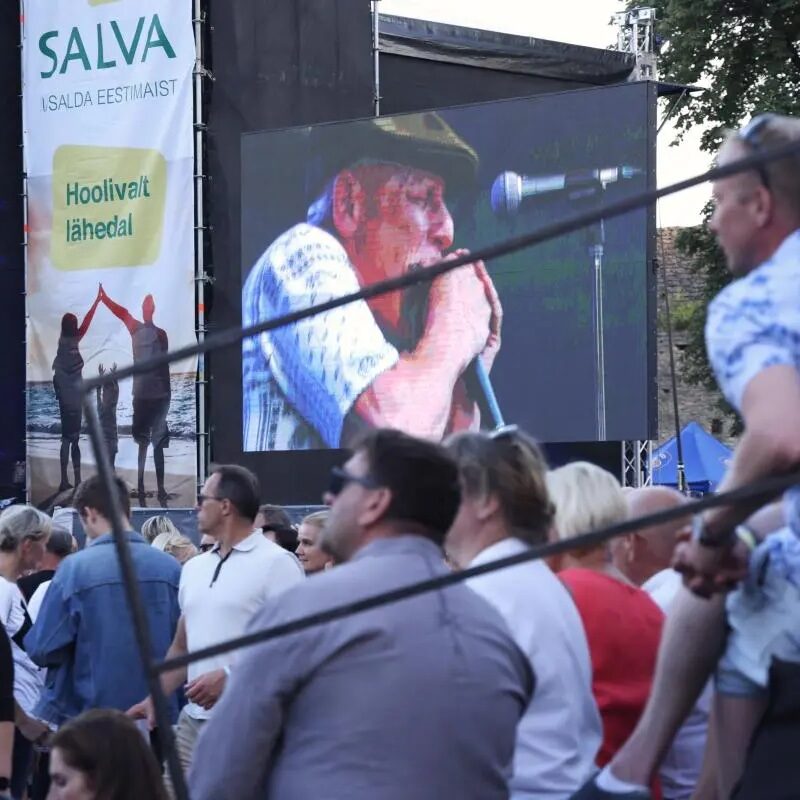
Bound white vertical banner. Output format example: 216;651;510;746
22;0;196;508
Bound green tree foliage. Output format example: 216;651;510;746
650;0;800;150
645;0;799;432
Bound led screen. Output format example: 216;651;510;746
241;84;654;451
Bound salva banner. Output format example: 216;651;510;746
22;0;196;508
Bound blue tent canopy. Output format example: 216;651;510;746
650;421;733;493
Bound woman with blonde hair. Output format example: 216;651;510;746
0;505;52;796
546;462;664;788
150;531;197;565
139;515;180;545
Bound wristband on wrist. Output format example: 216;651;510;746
692;515;735;548
735;524;758;552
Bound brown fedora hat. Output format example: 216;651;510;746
306;111;479;198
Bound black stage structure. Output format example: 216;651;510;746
205;9;657;505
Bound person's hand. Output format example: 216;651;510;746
18;714;49;744
126;696;156;730
446;376;480;433
673;527;751;598
185;669;227;711
98;363;105;376
473;260;502;373
425;250;492;370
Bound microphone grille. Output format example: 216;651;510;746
490;171;522;216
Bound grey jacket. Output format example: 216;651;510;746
189;535;533;800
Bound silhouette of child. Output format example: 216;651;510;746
96;363;119;469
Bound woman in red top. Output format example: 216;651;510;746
547;462;664;794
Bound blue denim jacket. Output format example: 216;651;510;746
25;532;181;726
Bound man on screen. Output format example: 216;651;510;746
242;112;502;451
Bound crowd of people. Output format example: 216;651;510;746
0;112;796;799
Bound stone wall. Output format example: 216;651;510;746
654;227;739;447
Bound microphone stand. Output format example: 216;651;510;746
579;187;607;441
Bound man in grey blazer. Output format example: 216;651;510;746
189;428;533;800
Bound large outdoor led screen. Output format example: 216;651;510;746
241;84;655;451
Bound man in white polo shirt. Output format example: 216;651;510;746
128;464;303;789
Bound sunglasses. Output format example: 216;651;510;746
327;466;381;497
197;494;224;506
198;543;215;553
738;113;777;191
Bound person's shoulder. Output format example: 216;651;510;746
559;568;633;606
181;550;215;579
249;537;304;574
130;540;182;580
711;237;800;322
558;567;604;590
0;577;17;607
263;223;350;275
250;534;289;557
268;557;364;608
641;567;682;612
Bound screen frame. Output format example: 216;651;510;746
209;82;658;504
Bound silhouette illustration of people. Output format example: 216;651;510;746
52;289;101;492
96;363;119;469
99;284;171;507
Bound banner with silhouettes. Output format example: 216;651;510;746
22;0;196;509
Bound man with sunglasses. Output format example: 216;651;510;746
573;114;800;800
127;464;303;792
189;429;533;800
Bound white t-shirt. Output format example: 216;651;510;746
0;577;44;716
28;580;52;623
642;569;710;800
179;531;304;719
468;538;602;799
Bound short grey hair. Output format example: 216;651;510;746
151;531;197;564
0;506;52;552
723;113;800;220
140;515;180;544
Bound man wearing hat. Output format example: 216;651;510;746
242;112;502;451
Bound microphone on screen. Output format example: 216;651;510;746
490;166;644;215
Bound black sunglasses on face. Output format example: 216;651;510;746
197;494;223;505
327;466;381;497
738;113;777;190
198;543;215;553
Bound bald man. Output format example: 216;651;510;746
613;488;709;800
613;487;688;599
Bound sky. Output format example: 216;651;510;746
380;0;711;228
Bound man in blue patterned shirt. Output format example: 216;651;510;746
242;113;503;451
573;114;800;800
